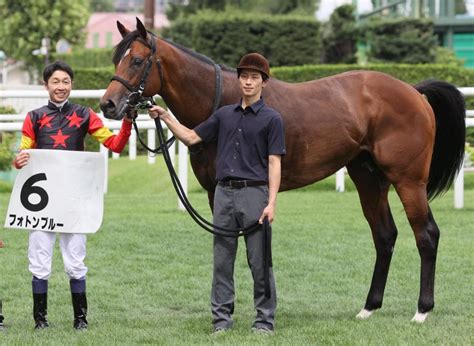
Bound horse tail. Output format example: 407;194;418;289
414;80;466;200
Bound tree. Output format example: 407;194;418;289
0;0;90;79
321;4;358;64
363;18;437;64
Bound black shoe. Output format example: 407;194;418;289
34;319;49;330
74;318;88;330
33;293;49;330
71;292;88;330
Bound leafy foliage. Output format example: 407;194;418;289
0;106;17;171
164;11;321;67
167;0;316;19
321;4;358;64
434;47;465;67
363;18;437;64
0;133;15;172
0;0;90;77
55;49;114;69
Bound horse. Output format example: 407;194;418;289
100;19;466;323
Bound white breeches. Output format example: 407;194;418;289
28;231;88;280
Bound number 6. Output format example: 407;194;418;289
20;173;49;212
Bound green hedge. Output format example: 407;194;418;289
55;48;114;68
72;64;474;89
164;11;321;67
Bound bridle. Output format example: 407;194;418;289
111;34;164;111
111;32;222;115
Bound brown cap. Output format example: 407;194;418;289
237;53;270;79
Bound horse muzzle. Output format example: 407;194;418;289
100;99;125;120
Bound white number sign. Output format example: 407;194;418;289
4;149;105;233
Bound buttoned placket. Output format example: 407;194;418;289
230;110;248;175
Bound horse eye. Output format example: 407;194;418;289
132;58;143;66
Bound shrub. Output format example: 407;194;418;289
363;17;437;64
164;11;321;67
321;4;358;64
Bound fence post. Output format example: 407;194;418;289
100;145;109;194
454;157;465;209
129;130;137;160
336;168;345;192
147;129;156;164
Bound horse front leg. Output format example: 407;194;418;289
394;182;440;323
347;157;398;320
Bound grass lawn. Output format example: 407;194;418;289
0;156;472;345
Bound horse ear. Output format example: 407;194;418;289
117;21;130;38
136;17;147;40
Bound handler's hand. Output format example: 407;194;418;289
0;238;4;248
123;108;137;122
259;204;275;224
14;151;30;169
148;105;169;120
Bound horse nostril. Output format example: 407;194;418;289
100;100;116;116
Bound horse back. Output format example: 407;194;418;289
261;71;433;191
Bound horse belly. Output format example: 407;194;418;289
277;102;364;191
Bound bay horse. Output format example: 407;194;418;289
100;19;466;323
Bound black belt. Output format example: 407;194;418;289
218;180;267;189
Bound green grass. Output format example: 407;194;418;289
0;156;473;345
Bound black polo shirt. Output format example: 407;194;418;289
194;98;286;182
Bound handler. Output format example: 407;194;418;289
13;61;133;330
149;53;286;334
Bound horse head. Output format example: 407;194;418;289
100;18;163;120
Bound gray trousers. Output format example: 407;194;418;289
211;185;276;330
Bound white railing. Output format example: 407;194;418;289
1;88;473;209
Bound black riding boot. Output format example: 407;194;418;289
71;292;88;330
70;278;88;330
32;277;49;329
33;293;49;329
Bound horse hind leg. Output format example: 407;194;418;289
393;181;440;323
346;153;398;320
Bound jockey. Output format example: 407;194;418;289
13;61;134;330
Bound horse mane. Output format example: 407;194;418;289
113;30;235;73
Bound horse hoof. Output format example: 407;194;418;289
411;311;428;323
356;308;374;319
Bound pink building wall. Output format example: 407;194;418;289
86;12;169;49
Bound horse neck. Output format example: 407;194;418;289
158;40;238;128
